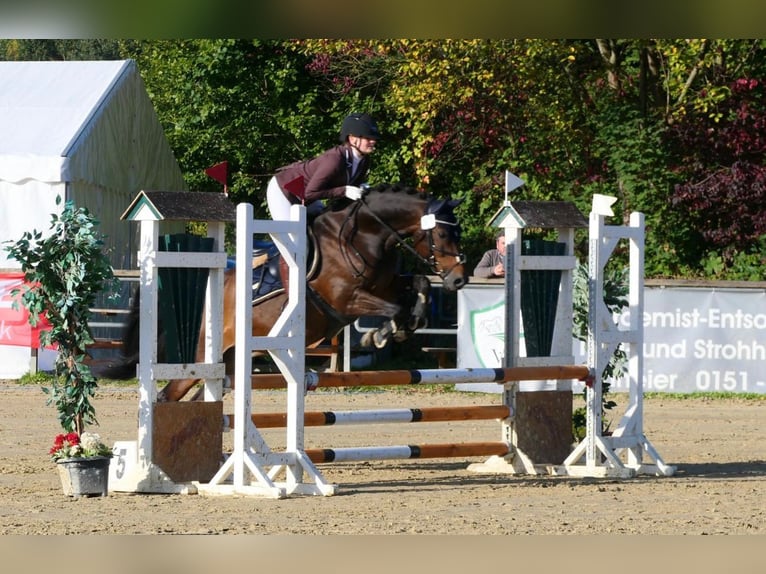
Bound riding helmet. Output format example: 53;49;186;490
339;113;381;142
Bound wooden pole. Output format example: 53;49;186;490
305;442;511;463
251;365;589;390
228;405;512;429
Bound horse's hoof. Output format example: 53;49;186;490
360;331;375;348
393;330;409;343
373;332;390;349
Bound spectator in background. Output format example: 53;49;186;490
472;229;506;278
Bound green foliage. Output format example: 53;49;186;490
7;39;766;280
572;262;627;437
122;39;337;219
17;371;54;386
572;406;587;442
699;237;766;281
0;39;129;61
3;197;117;434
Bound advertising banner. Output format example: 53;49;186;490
457;284;766;394
630;287;766;394
0;272;51;348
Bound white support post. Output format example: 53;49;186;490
559;207;676;478
198;203;337;498
203;221;226;402
550;227;576;370
136;219;159;472
111;216;229;494
469;217;582;476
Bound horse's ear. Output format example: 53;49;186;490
427;198;447;215
447;198;463;208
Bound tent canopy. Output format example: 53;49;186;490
0;59;186;269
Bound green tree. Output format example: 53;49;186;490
123;39;343;217
9;38;765;280
0;39;129;60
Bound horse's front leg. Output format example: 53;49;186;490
359;275;432;348
403;275;431;331
391;274;431;342
157;377;202;402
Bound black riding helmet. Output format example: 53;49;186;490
339;113;381;142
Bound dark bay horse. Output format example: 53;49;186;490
96;183;468;400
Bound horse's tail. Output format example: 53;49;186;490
90;287;142;380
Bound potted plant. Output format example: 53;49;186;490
49;431;113;497
4;196;118;496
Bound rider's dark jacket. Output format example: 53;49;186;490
274;144;371;206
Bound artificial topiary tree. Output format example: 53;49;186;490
4;196;117;435
571;261;625;440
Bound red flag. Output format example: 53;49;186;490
204;161;228;185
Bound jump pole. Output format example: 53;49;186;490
230;405;512;429
218;364;586;475
249;364;589;389
305;442;511;463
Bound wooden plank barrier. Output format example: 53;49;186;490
231;366;585;469
227;404;511;429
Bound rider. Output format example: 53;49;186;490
266;112;380;221
265;113;381;292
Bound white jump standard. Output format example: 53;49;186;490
558;198;676;478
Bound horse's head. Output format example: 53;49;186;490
352;184;468;292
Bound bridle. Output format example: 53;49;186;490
339;193;466;280
420;209;467;277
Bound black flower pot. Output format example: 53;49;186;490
56;456;111;497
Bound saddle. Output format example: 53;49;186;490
244;229;319;304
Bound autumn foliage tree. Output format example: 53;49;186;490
5;38;764;279
665;78;766;279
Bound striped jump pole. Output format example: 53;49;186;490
251;365;591;391
305;442;511;464
228;404;511;429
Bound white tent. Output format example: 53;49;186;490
0;59;186;268
0;59;187;378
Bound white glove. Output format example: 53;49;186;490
345;185;363;201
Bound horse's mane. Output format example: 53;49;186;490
320;182;431;221
366;182;430;201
